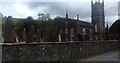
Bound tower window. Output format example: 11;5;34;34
95;24;97;32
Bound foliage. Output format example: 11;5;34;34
34;20;58;38
2;16;59;41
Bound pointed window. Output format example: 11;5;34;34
95;24;97;32
83;28;86;35
90;29;92;40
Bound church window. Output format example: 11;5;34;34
89;29;92;40
65;28;68;34
95;24;97;32
83;28;86;35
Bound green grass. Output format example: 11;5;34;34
15;41;26;44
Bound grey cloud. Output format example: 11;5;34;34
1;2;118;26
27;2;91;19
105;2;118;17
26;2;118;25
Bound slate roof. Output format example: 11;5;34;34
54;18;92;27
109;19;120;34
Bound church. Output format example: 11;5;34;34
55;0;105;41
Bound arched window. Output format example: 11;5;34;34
65;28;68;34
83;28;86;35
70;28;74;41
89;29;92;40
70;28;74;37
95;24;97;32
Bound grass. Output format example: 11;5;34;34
15;41;26;44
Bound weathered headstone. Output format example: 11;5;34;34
58;34;61;42
61;31;65;41
22;28;26;41
16;37;19;42
65;28;68;41
4;16;16;43
58;30;62;42
25;16;34;43
35;29;40;42
26;25;34;43
70;28;74;42
44;32;50;42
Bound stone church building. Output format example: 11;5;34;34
55;0;105;41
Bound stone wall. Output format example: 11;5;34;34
2;40;119;61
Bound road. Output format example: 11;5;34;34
0;45;1;63
0;28;2;62
81;50;119;61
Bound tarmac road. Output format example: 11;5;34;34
81;50;119;61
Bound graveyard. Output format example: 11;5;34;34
0;0;119;62
1;16;119;61
2;15;94;43
2;16;58;43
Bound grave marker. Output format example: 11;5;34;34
4;16;16;43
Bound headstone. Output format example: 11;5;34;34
26;25;34;43
77;33;83;41
60;30;65;41
65;28;68;41
35;29;40;42
44;32;50;42
89;29;93;40
25;16;34;43
58;30;62;42
58;34;61;42
70;28;74;42
4;16;16;43
22;28;26;41
16;37;19;42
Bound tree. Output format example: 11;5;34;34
37;13;51;21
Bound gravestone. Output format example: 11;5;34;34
22;28;26;41
26;25;34;43
70;28;74;42
25;16;34;43
35;29;40;42
61;32;65;41
58;30;62;42
44;32;50;42
58;34;61;42
4;16;16;43
65;28;68;41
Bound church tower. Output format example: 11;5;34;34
91;0;105;40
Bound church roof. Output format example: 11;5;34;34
54;18;92;27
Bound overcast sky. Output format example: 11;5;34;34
0;0;120;26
